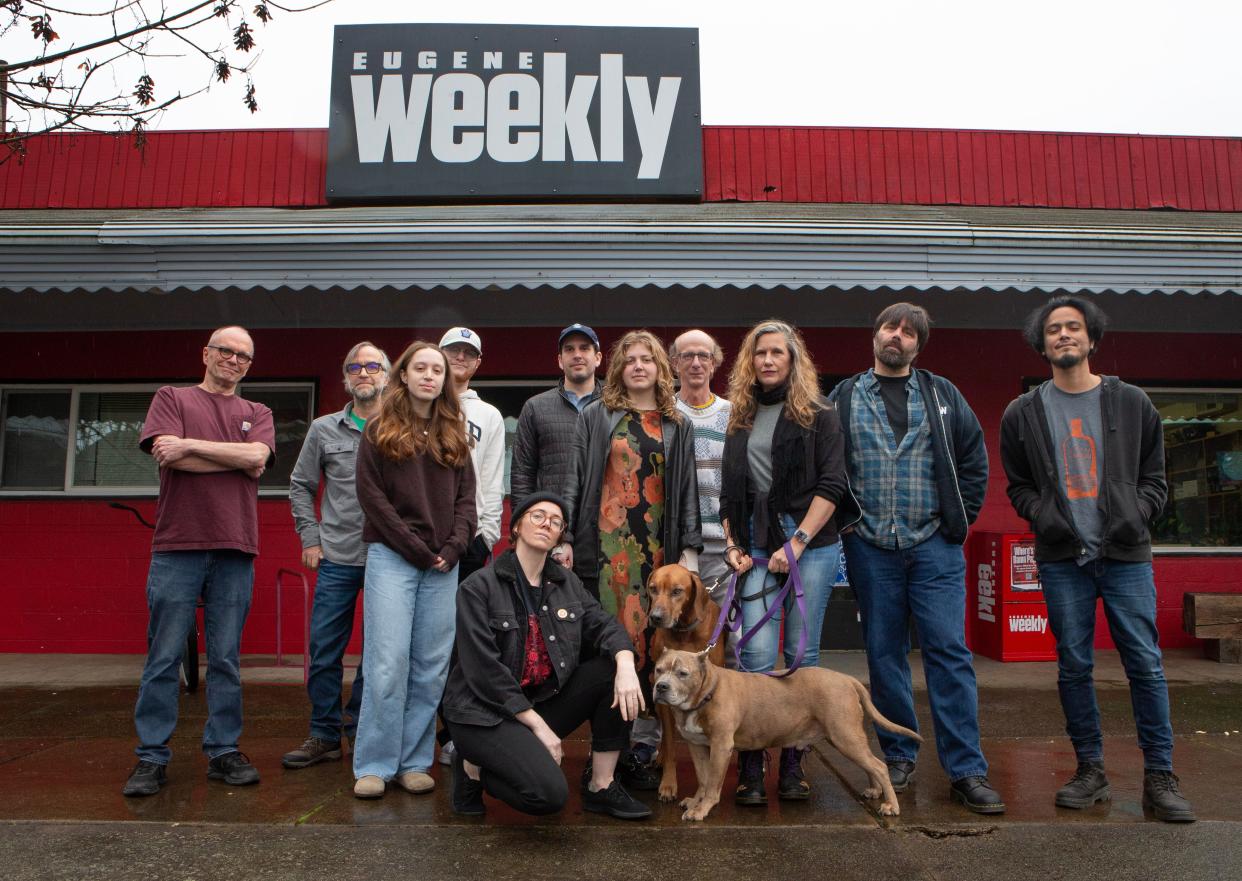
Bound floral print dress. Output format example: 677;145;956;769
597;410;665;670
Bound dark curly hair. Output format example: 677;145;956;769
1022;296;1109;359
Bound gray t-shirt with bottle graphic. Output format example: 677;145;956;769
1041;381;1104;565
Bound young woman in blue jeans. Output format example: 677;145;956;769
719;319;849;805
352;341;476;799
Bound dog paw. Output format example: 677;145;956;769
678;796;696;809
878;802;899;817
658;784;679;803
862;786;881;799
681;806;708;821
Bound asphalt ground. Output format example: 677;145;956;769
1;649;1239;881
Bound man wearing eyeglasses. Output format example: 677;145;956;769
670;330;733;605
124;326;276;797
282;342;391;770
439;327;505;582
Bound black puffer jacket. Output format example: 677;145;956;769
510;380;601;513
562;400;702;586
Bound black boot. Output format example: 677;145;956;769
735;749;768;805
777;747;811;800
1055;761;1110;809
451;749;485;816
1142;770;1195;823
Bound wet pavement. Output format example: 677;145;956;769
2;650;1240;880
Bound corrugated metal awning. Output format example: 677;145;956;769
2;203;1241;295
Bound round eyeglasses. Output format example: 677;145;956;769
526;510;565;531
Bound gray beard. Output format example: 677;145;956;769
876;346;913;370
352;385;381;403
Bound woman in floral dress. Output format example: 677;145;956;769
562;330;701;786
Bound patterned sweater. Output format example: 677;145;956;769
676;395;732;556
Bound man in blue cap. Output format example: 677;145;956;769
510;324;603;569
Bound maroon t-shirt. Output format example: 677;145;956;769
140;385;276;555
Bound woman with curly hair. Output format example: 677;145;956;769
719;319;849;805
352;341;477;799
562;329;702;786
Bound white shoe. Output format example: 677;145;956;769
439;740;455;766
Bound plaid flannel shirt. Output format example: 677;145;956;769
847;370;941;549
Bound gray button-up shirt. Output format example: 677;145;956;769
289;403;367;566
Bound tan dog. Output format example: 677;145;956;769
645;564;727;802
653;648;922;821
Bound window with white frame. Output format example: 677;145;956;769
1148;388;1242;549
0;383;314;494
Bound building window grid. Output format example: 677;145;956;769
0;382;315;497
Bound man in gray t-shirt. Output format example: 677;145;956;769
1001;296;1192;823
1040;382;1104;564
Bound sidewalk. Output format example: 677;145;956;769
2;649;1239;881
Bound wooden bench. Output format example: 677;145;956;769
1183;592;1242;663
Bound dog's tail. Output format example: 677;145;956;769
851;679;923;743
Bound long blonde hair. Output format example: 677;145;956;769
601;330;680;421
367;341;471;468
727;319;823;433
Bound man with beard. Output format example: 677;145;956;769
1000;297;1193;823
283;342;390;769
829;303;1002;815
510;324;604;566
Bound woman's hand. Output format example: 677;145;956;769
534;721;563;765
611;651;645;722
432;555;452;573
768;541;804;574
725;545;753;575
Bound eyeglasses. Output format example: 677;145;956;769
444;347;480;362
346;362;385;375
207;345;253;365
526;510;565;531
676;351;713;364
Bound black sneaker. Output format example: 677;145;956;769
1055;761;1110;809
777;747;811;800
122;760;167;797
451;749;485;816
581;779;652;820
617;748;660;792
887;759;916;792
281;736;342;769
734;749;768;806
207;750;260;786
1142;770;1195;823
949;775;1005;814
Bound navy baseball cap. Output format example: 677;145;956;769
558;323;600;349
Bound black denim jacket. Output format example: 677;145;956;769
441;550;634;727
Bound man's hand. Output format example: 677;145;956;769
151;435;194;467
302;546;323;571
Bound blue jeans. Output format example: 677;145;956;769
307;559;365;742
739;515;842;673
844;531;987;781
1038;559;1173;771
133;550;254;764
353;542;458;780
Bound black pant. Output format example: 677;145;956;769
448;655;630;815
457;535;492;584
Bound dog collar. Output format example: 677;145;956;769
683;685;716;713
670;616;703;633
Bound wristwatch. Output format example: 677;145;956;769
792;528;811;545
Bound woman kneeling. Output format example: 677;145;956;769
441;492;651;820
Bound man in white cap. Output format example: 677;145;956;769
439;327;505;582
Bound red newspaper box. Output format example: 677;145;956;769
969;532;1057;662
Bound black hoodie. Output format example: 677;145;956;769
1000;376;1167;563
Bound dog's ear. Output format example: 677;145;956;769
697;650;708;672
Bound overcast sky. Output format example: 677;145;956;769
3;0;1237;136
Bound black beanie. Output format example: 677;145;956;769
511;491;568;525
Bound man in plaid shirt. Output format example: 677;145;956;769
829;303;1001;815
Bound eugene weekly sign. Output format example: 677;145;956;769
326;23;702;201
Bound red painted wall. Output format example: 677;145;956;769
1;325;1239;653
5;126;1241;211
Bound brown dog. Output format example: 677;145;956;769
645;564;727;802
652;648;922;821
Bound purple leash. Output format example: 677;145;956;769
702;541;809;678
